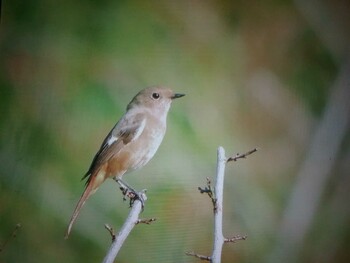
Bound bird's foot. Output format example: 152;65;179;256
114;178;146;210
129;189;146;210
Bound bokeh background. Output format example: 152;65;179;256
1;0;349;262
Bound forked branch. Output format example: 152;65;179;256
103;192;156;263
187;147;257;262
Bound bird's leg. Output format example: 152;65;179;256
113;178;145;209
114;178;134;199
114;178;136;202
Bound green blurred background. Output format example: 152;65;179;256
1;0;349;262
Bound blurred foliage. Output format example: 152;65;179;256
1;0;349;263
287;28;336;115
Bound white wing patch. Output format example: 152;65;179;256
107;135;118;146
131;118;146;142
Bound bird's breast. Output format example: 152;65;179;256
106;117;166;178
127;126;165;171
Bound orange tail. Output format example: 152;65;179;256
65;174;102;239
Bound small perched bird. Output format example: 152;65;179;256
65;86;185;238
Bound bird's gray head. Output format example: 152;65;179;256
126;86;185;115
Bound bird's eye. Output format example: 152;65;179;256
152;93;160;99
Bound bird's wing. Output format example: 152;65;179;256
82;112;146;181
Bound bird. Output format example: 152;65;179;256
65;86;185;238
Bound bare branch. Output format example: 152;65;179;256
198;177;217;211
0;223;21;252
191;147;253;262
224;235;247;243
211;147;226;263
198;177;213;194
186;251;211;261
136;218;157;225
102;192;148;263
104;224;116;241
227;148;258;162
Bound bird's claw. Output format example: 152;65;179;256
128;189;146;210
114;178;146;210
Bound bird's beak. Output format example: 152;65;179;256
171;93;185;100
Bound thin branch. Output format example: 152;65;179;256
198;177;213;194
198;177;217;211
186;251;211;261
227;148;258;162
136;218;157;225
224;235;247;243
189;147;255;263
104;224;116;241
211;147;226;263
102;192;147;263
0;223;21;252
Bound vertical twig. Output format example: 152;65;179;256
187;147;255;262
211;147;226;263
